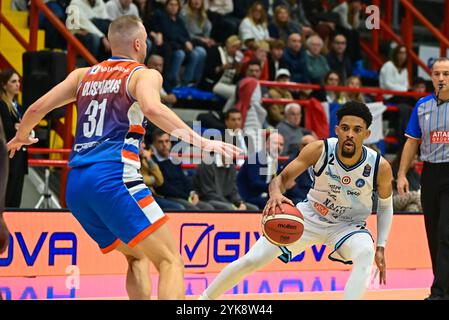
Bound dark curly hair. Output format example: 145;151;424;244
336;101;373;128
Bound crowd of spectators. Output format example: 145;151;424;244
4;0;429;213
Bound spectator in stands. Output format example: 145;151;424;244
207;0;240;43
146;54;177;106
268;5;302;43
137;0;166;58
0;69;27;208
39;0;69;50
235;60;267;132
312;70;344;103
341;75;366;103
151;128;214;210
273;0;313;36
392;147;422;213
267;39;288;81
283;133;316;203
180;0;216;49
154;0;207;88
379;45;409;102
239;1;271;50
380;45;410;146
304;34;330;84
332;0;362;30
11;0;27;10
140;141;184;210
201;35;243;101
283;33;309;83
267;68;293;127
331;0;362;62
327;33;352;84
133;0;147;17
193;153;259;210
276;102;314;158
106;0;139;20
237;132;288;209
67;0;112;62
224;108;248;165
240;40;270;81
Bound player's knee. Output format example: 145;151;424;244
125;255;148;270
352;244;375;266
158;252;184;273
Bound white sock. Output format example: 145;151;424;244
339;233;375;300
202;236;280;300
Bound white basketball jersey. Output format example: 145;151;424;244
306;138;381;224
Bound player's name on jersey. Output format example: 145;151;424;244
81;79;122;97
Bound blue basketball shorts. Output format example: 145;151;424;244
66;161;168;253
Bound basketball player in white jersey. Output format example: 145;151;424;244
200;101;394;300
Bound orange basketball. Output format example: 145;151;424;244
262;203;304;246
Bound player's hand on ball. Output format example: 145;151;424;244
262;194;294;217
375;246;387;285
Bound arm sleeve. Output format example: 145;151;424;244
376;195;394;247
404;102;422;139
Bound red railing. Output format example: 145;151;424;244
367;0;449;80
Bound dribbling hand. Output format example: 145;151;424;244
262;194;294;218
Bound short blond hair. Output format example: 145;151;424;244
108;15;142;39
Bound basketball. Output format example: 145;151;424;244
262;203;304;246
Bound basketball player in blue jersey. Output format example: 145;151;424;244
7;16;242;300
201;101;394;300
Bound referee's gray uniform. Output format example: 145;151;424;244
406;93;449;298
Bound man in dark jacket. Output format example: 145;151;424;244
193;154;258;210
327;33;353;84
283;33;309;83
237;132;285;209
151;128;213;211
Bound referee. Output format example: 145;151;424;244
397;57;449;300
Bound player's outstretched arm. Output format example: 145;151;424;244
375;157;394;285
131;69;242;159
7;68;89;158
263;140;323;216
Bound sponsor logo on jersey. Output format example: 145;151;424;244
314;202;329;216
346;189;361;197
89;66;100;74
322;198;349;214
329;184;341;194
363;164;372;177
327;192;337;201
356;178;366;188
430;131;449;144
325;171;341;181
341;176;351;185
